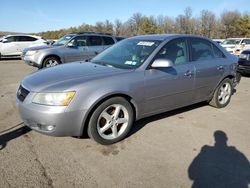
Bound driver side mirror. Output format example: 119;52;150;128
151;58;174;68
67;42;76;48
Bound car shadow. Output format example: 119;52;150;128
188;130;250;188
0;125;31;150
0;57;21;61
127;102;207;138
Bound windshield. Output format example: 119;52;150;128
53;35;74;46
91;38;161;69
222;39;241;45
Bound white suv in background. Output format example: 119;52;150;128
234;38;250;56
0;35;47;58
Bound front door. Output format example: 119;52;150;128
63;36;89;62
143;38;195;115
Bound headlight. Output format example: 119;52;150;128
239;53;249;59
32;92;75;106
26;50;39;56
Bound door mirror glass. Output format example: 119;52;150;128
151;58;173;68
67;42;75;48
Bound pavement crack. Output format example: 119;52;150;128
23;134;54;188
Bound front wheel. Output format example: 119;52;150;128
87;97;134;145
43;56;60;68
209;78;233;108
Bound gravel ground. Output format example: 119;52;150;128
0;59;249;188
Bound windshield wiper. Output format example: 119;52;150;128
91;61;113;68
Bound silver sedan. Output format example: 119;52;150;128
16;34;239;145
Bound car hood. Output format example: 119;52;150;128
21;62;133;92
24;44;62;52
221;44;236;48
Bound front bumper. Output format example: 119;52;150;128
16;93;87;137
22;55;42;68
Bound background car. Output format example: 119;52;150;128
17;34;239;145
238;49;250;75
0;35;47;58
234;38;250;56
221;38;242;54
221;38;250;56
213;39;224;45
22;32;122;69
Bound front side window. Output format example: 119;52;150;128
53;35;74;46
155;38;188;65
5;36;15;42
92;38;161;69
70;36;87;47
190;38;215;61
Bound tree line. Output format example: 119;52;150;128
39;8;250;39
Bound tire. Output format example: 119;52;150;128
43;56;60;68
236;72;241;83
87;97;134;145
209;78;233;108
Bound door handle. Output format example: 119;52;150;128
217;65;224;71
184;70;192;77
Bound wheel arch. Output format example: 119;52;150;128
42;54;62;67
80;93;138;136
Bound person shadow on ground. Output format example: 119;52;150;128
188;130;250;188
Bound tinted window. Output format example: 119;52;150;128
89;36;102;46
18;36;37;42
242;39;250;44
155;38;188;65
190;38;214;61
71;36;87;47
5;36;15;42
212;44;225;58
102;37;115;45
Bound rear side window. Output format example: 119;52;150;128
102;37;115;45
89;36;102;46
190;38;215;61
212;44;225;58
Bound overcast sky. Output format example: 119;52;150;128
0;0;249;33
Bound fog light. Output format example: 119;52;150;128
37;124;55;131
46;125;55;131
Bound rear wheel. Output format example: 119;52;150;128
87;97;134;145
43;56;60;68
209;78;233;108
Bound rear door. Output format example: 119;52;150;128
189;38;227;101
16;36;38;52
144;38;195;114
87;35;105;58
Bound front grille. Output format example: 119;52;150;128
17;85;30;102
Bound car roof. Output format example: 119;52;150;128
128;34;210;41
4;34;41;38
